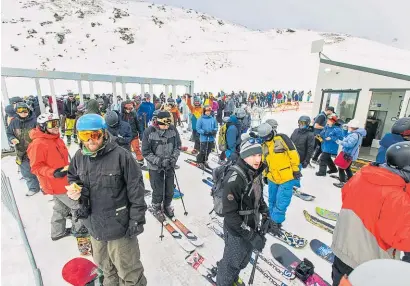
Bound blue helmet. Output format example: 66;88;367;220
76;114;107;131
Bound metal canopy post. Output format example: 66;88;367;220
165;85;170;97
1;76;9;104
149;84;153;96
141;84;145;95
34;79;46;113
89;81;94;98
112;82;117;106
172;85;177;98
77;80;84;105
49;79;58;114
121;82;126;99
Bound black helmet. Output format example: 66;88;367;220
392;117;410;137
104;111;119;127
298;115;311;125
386;141;410;170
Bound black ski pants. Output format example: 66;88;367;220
192;130;200;151
312;137;322;161
318;152;337;175
338;163;353;183
197;141;215;164
331;256;353;286
149;169;174;207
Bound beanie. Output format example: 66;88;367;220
240;140;262;159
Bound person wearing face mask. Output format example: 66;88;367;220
27;113;87;240
7;102;41;196
121;100;144;165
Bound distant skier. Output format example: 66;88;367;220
63;92;79;144
121;100;144;165
186;94;203;154
104;110;133;151
137;94;155;136
331;141;410;286
311;106;335;164
195;105;218;169
225;108;246;161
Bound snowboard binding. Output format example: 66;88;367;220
294;258;314;282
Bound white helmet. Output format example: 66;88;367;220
347;119;361;128
37;113;59;132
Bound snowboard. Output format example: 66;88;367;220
185;251;217;285
76;236;92;256
309;239;335;264
271;244;331;286
315;207;338;222
292;187;315;201
303;210;335;234
62;257;103;286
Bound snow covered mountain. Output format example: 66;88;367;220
2;0;410;95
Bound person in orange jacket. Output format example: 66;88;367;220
330;141;410;286
167;97;181;126
27;112;86;241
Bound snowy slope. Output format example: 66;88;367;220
2;0;410;97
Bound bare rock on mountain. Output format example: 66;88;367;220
10;45;19;51
151;16;164;28
115;27;134;44
56;33;65;44
40;21;53;26
54;13;64;21
76;10;85;19
113;7;129;19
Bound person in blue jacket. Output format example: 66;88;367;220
137;94;155;137
316;114;344;176
225;108;246;161
376;117;410;163
195;105;218;169
104;110;133;151
333;119;367;188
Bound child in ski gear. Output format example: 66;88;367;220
258;121;300;224
186;94;203;153
7;102;41;196
141;111;181;218
216;137;270;286
312;106;335;163
333;119;366;188
63;92;78;144
67;114;147;286
27;113;86;240
196;105;218;168
104;110;133;151
331;141;410;286
316;115;343;176
376;117;410;163
121;100;144;165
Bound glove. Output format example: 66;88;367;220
53;167;68;178
126;221;144;238
325;137;331;141
336;139;342;145
170;157;177;167
302;161;309;168
293;171;302;180
11;138;20;145
263;177;268;185
161;158;172;169
249;232;266;252
75;195;91;221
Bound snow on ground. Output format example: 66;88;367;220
1;103;341;286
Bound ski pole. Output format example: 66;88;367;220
249;251;259;285
160;168;166;241
173;169;188;216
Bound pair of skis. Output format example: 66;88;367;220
184;159;213;175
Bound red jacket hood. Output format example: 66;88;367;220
29;127;60;140
360;165;406;187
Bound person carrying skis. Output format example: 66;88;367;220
137;94;155;137
196;105;218;169
216;137;276;286
121;100;144;165
331;141;410;286
311;106;335;164
7;102;41;196
141;111;181;218
316;114;344;176
257;121;300;226
290;115;315;189
225;108;246;161
104;110;133;151
67;114;147;286
186;94;203;154
27;112;87;240
63;92;79;145
376;117;410;163
333;119;366;188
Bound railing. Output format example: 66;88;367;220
1;170;43;286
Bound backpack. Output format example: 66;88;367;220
210;161;251;217
217;123;228;151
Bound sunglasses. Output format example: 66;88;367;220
157;118;172;126
77;130;104;142
46;120;60;129
16;107;29;113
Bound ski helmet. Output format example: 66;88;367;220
386;141;410;170
193;96;201;106
104;111;119;128
152;109;160;122
76;114;107;131
167;98;175;105
37;113;60;132
96;98;104;105
391;117;410;137
298;115;311;126
257;122;275;142
234;108;246;119
265;119;278;131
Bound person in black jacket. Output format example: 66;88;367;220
216;94;225;125
290;115;315;189
63;92;78;145
6;102;41;196
104;110;132;151
216;138;278;286
121;100;144;165
67;114;147;286
141;111;181;218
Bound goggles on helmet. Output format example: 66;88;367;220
77;130;104;142
248;137;263;144
46;119;60;129
16;107;29;113
157;118;172;126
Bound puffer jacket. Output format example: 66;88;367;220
85;99;101;115
331;165;410;269
290;127;315;164
320;125;344;155
67;136;147;241
262;134;300;184
196;114;218;142
224;98;235;113
6;112;37;161
27;127;69;194
376;133;404;164
339;128;367;161
106;118;132;151
137;101;155;125
186;97;202;131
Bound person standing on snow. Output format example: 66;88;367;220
225;108;246;161
196;105;218;169
331;141;410;286
27;113;87;240
333;119;367;188
141;111;181;218
311;106;335;164
258;121;300;228
137;94;155;136
67;114;147;286
166;98;182;126
7;102;41;196
186;94;203;154
376;117;410;164
104;110;133;151
216;94;225;125
121;100;144;165
224;94;235;117
63;92;79;145
84;99;101;115
316;115;344;176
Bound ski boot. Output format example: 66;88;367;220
26;189;40;197
137;159;144;166
327;169;338;174
66;135;71;145
233;277;245;286
73;135;78;144
204;162;211;169
164;205;175;218
151;203;165;221
52;227;72;241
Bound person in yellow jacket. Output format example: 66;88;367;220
257;121;300;226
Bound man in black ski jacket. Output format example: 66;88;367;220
141;111;181;218
63;92;79;144
290;115;315;168
121;100;144;165
67;114;147;286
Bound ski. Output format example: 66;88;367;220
184;159;213;175
249;257;289;286
168;217;204;246
185;251;217;285
148;207;195;252
292;187;315;201
202;178;213;187
303;210;335;234
315;207;338;221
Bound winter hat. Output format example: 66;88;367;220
347;119;361;128
327;114;338;123
240;139;262;159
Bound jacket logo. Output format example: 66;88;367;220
227;193;234;201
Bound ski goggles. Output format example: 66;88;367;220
46;119;60;129
204;107;212;112
77;130;104;142
157;117;172;126
124;105;134;111
248;137;263;144
16;107;29;113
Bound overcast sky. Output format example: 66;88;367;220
143;0;410;50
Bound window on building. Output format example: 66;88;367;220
320;90;360;123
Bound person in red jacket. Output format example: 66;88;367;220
331;141;410;286
27;113;86;241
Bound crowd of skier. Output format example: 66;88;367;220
3;90;410;286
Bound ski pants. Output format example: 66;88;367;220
51;193;83;238
331;256;353;286
312;137;322;161
268;179;294;223
216;224;252;286
197;141;215;163
338;163;353;183
131;136;144;161
91;235;147;286
192;130;200;151
19;158;40;193
65;118;76;136
149;169;174;207
318;152;337;175
293;163;303;188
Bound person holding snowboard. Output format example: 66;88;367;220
196;105;218;169
331;141;410;286
141;111;181;218
67;114;147;286
104;110;133;151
